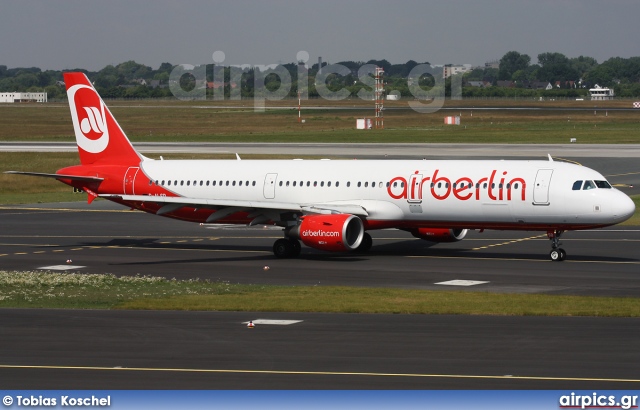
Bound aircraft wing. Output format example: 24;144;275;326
100;194;369;218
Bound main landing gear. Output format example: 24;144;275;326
547;230;566;262
356;232;373;252
273;238;301;259
272;232;374;258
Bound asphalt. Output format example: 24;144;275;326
0;201;639;296
3;141;640;158
1;200;640;389
1;309;639;389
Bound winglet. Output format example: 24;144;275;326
547;154;553;162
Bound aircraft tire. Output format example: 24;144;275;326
357;232;373;252
550;248;566;262
273;238;301;258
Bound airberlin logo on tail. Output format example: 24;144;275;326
68;84;110;153
80;107;107;135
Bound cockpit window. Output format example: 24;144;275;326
594;180;612;189
583;180;596;190
572;180;582;190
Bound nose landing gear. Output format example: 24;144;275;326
547;230;566;262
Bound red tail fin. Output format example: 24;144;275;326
64;72;142;166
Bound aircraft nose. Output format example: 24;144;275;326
613;192;636;222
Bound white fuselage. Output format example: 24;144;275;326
134;158;634;230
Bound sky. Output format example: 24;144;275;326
1;0;639;72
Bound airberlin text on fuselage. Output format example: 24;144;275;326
387;169;527;201
302;230;341;238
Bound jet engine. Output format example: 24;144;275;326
288;214;364;252
407;228;468;242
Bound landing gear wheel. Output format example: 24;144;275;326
273;238;301;259
547;230;567;262
549;248;566;262
356;232;373;252
290;239;301;257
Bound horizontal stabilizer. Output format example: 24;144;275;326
4;171;103;182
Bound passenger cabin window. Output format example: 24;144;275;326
583;180;596;190
595;180;612;189
572;180;582;190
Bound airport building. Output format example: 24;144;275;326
589;85;614;100
442;64;472;79
0;92;48;103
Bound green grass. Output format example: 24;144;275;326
1;101;640;144
2;271;640;317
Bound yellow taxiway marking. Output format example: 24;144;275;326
0;364;638;384
471;234;546;251
554;157;582;166
606;171;640;177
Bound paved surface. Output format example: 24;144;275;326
0;201;639;296
3;141;640;158
1;309;639;389
1;201;640;389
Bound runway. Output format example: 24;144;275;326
3;141;640;158
1;309;640;389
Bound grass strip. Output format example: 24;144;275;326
1;271;639;317
2;101;640;144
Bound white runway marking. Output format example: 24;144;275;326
435;280;489;287
38;265;86;271
242;319;303;325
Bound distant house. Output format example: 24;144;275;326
206;81;237;89
132;78;147;86
497;80;515;88
485;60;500;69
467;80;491;88
528;81;553;90
555;80;576;89
206;81;224;89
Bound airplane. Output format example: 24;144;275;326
6;72;636;262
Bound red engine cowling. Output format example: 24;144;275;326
408;228;468;242
290;214;364;252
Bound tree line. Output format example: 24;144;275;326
1;51;639;99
